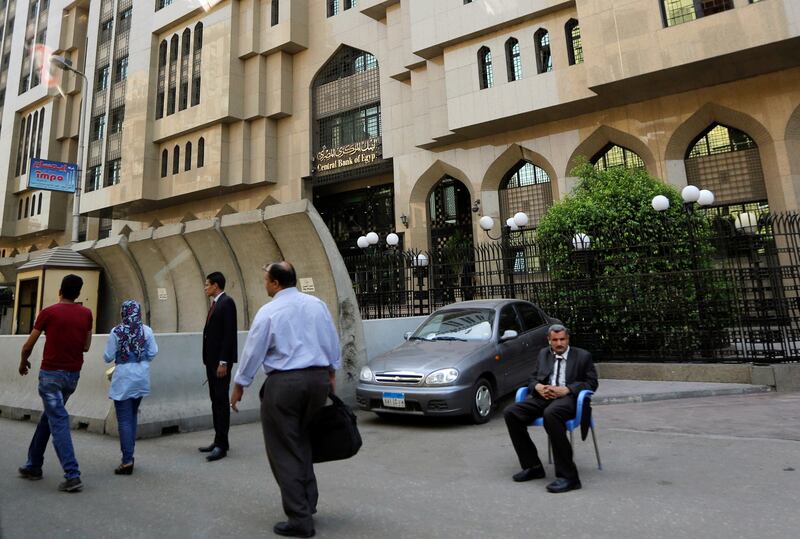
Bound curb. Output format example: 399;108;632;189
594;385;773;405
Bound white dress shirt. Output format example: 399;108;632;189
550;346;570;387
234;287;342;387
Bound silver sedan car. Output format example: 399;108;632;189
356;299;558;424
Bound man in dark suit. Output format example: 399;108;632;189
504;324;598;493
199;271;238;462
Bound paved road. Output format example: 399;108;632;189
1;392;799;539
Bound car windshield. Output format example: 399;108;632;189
412;308;495;342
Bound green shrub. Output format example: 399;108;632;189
535;161;730;358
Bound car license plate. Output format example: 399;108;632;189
382;392;406;408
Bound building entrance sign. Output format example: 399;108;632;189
27;159;78;193
315;139;379;173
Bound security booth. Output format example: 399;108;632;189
12;248;100;335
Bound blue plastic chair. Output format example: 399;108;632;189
514;387;602;470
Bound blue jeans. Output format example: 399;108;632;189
114;397;142;464
25;370;81;479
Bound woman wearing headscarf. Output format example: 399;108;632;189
103;300;158;475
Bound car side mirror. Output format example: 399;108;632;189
500;330;518;342
404;331;413;341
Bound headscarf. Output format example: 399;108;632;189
112;300;146;363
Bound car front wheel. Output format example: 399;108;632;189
469;378;494;424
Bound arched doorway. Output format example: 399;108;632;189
310;46;394;257
427;176;475;306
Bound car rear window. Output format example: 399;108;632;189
412;309;495;342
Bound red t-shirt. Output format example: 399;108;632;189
34;303;94;372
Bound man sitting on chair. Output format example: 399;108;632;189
503;324;598;493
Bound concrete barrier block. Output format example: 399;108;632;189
772;364;800;392
751;365;776;387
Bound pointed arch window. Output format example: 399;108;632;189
179;29;191;111
156;40;167;119
534;29;552;73
499;161;553;230
591;144;645;171
685;123;766;208
313;46;382;159
565;19;583;65
505;38;522;82
478;46;493;89
191;23;203;106
197;137;205;168
161;149;168;177
167;34;179;115
173;145;180;174
185;142;193;171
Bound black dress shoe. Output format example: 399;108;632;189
198;443;216;453
512;466;546;482
546;478;582;493
273;522;315;538
206;447;227;462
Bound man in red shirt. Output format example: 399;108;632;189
17;274;93;492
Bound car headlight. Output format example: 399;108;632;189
359;366;373;382
425;368;459;385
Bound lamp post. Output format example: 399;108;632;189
652;185;716;357
412;252;429;316
479;211;532;298
50;55;88;244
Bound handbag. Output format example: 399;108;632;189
105;365;116;381
308;392;362;463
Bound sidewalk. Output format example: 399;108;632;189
1;381;793;539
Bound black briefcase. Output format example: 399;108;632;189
309;393;363;463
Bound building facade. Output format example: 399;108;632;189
0;0;798;261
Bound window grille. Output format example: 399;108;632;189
478;46;493;89
271;0;278;26
312;46;382;181
591;144;645;171
566;19;583;65
168;34;178;114
662;0;734;27
179;29;190;111
191;23;202;106
156;41;166;119
535;29;552;73
685;124;766;206
500;162;553;229
506;38;522;82
105;159;121;186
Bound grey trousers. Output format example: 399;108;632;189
261;368;330;532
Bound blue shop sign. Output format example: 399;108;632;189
28;158;78;193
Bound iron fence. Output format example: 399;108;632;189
343;212;800;363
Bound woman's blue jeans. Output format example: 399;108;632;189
114;397;142;464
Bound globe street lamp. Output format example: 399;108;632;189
50;55;88;244
651;185;716;216
479;211;531;240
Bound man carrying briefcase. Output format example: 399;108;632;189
231;261;341;538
